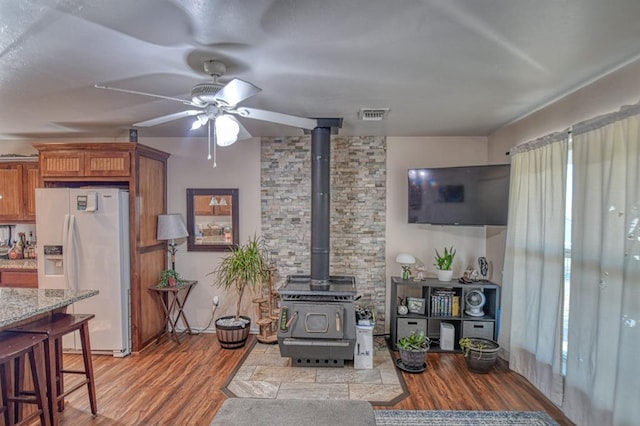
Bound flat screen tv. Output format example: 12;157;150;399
408;164;510;226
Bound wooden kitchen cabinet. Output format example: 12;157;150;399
194;195;231;216
0;161;39;223
34;142;169;352
0;269;38;288
39;148;131;177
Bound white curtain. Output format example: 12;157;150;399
564;108;640;426
501;132;568;406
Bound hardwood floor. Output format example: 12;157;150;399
48;334;574;426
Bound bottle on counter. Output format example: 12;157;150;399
8;234;24;260
25;231;36;259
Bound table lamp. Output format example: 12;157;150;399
395;253;416;280
157;214;189;270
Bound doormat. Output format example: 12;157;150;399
374;410;560;425
222;336;408;406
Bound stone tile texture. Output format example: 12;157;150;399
261;136;387;331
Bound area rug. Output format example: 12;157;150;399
222;336;408;405
374;410;560;425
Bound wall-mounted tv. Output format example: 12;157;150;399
408;164;510;226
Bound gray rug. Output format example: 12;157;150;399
374;410;560;425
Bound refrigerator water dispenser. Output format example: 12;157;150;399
43;245;64;275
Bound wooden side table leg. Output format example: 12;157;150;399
154;292;171;344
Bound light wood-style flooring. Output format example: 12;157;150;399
48;333;574;426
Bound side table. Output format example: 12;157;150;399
149;280;198;344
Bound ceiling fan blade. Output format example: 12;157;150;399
94;84;197;106
214;78;261;107
133;110;201;127
232;107;316;130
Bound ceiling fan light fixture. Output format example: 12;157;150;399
215;114;240;146
191;114;209;130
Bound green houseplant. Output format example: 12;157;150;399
397;330;430;371
434;246;456;281
158;269;183;288
459;337;500;373
210;234;270;349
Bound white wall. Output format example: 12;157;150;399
385;136;501;332
138;137;263;331
489;57;640;161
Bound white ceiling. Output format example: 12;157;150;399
1;0;640;141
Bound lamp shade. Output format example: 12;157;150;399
395;253;416;265
157;214;189;240
215;114;240;146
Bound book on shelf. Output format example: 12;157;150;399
430;293;461;317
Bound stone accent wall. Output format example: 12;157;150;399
261;136;387;329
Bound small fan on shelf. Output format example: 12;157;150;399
465;289;486;317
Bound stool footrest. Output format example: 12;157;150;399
61;369;85;375
61;380;89;398
8;395;38;404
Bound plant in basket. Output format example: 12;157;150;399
209;234;270;349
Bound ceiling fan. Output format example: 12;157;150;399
95;60;317;166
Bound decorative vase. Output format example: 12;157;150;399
437;269;453;282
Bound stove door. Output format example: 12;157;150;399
290;303;345;339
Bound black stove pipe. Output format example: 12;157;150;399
310;125;331;290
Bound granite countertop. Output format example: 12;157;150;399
0;288;98;328
0;259;38;270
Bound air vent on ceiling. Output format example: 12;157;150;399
358;108;390;121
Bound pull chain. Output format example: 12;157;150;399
213;120;217;168
207;119;212;161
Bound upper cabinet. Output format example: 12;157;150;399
39;149;131;177
0;161;39;223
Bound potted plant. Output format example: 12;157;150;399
210;234;270;349
158;269;183;287
434;246;456;281
397;330;430;372
459;337;500;373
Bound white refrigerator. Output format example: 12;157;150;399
36;188;131;357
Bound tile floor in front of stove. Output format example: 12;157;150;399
224;338;406;404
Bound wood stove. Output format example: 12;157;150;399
276;120;357;367
278;275;356;367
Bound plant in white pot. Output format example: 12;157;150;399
434;246;456;282
210;234;270;349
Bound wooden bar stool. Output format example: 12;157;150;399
8;313;97;425
0;331;51;426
